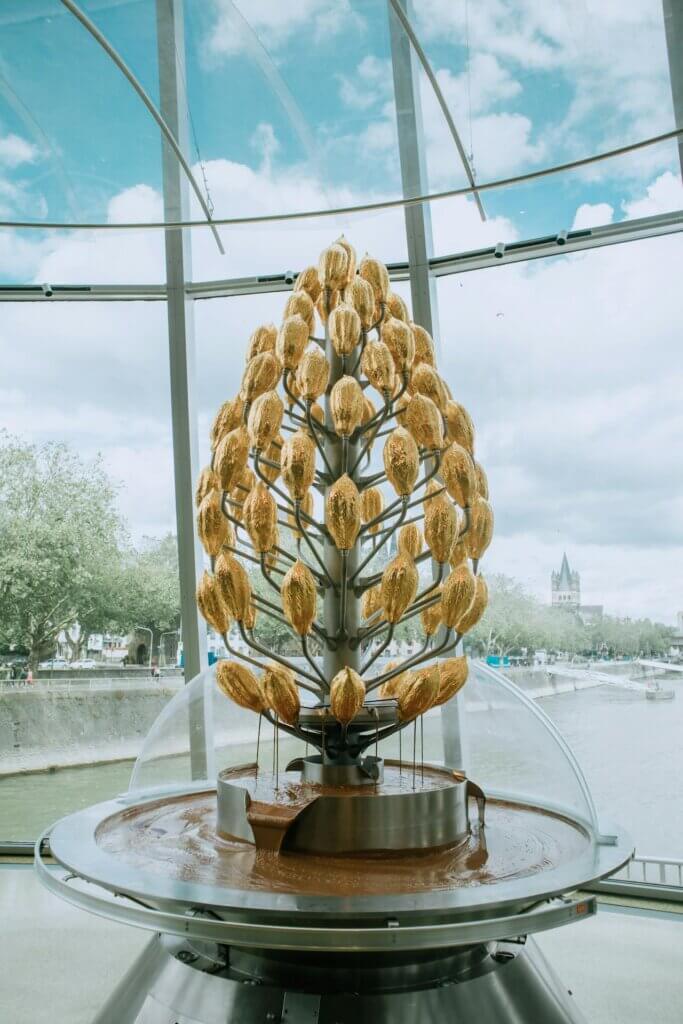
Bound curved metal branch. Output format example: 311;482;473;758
237;621;324;691
351;499;408;583
301;634;329;691
366;629;455;694
361;624;394;675
295;502;337;589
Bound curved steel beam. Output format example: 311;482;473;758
59;0;225;254
387;0;486;222
1;126;681;232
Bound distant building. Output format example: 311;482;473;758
551;553;603;624
670;612;683;659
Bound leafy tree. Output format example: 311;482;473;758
121;534;181;641
0;433;125;668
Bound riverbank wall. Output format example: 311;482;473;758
0;662;650;777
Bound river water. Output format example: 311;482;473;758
2;681;682;855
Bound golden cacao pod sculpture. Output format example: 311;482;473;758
216;661;266;713
346;275;375;329
441;563;477;630
359;255;390;303
195;466;219;508
210;396;244;449
215;552;252;622
329;303;361;357
246;324;277;361
474;460;489;500
242;481;278;553
318;243;349;292
326;474;361;550
403;393;444;450
381;554;418;624
361;584;383;620
411;362;447;412
283;291;315;334
465;497;494;560
383;427;419;496
247;390;284;451
214;426;249;492
196;571;230;635
360;486;384;534
421;595;442;637
411;323;435;366
434;657;469;707
441;442;477;509
281;560;317;636
241;352;281;402
197;490;228;557
444;400;475;454
456;574;488;634
398;522;422;559
262;663;300;726
335;235;357;286
330;375;364;437
330;667;365;726
280;429;316;500
397;667;439;721
361;339;395;394
276;315;309;371
381;316;415;373
424;495;459;565
297;347;330;401
385;291;410;323
294;266;321;303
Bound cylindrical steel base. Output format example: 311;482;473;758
92;933;587;1024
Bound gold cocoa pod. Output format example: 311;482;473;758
210;396;244;449
296;347;330;401
466;497;494;560
215;551;252;622
398;522;422;559
247;389;284;451
326;474;361;550
421;595;442;637
380;554;418;623
214;426;249;491
449;538;468;569
440;442;477;508
262;663;300;726
359;255;390;303
441;563;477;630
242;481;278;553
281;560;317;635
345;275;375;329
474;460;489;500
195;466;219;507
197;490;228;557
246;324;277;361
330;375;364;437
424;495;459;564
403;393;444;450
360;486;384;534
243;598;257;632
280;429;316;500
434;657;469;707
196;571;230;634
444;400;475;454
381;317;415;373
362;584;383;620
283;291;315;334
335;235;357;286
318;243;349;291
240;351;280;402
456;574;488;633
383;427;419;496
379;661;412;698
276;315;309;371
284;371;301;408
397;666;439;721
411;323;435;366
410;362;447;412
231;464;255;497
294;265;322;303
216;661;266;713
330;667;365;726
386;291;410;322
315;286;340;323
329;303;361;357
361;339;395;394
423;479;443;509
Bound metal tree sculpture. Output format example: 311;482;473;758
196;239;493;769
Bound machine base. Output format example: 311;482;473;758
93;933;587;1024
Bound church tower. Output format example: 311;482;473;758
551;553;581;609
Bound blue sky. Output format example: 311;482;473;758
0;0;681;622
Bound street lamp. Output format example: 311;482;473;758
135;626;153;668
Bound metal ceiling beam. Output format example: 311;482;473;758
663;0;683;178
387;0;486;222
59;0;224;254
2;210;681;302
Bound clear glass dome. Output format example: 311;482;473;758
129;659;600;838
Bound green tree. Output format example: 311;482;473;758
120;534;181;641
0;433;125;668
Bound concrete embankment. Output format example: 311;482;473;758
504;666;612;699
0;685;178;776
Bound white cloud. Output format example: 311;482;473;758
621;171;683;220
207;0;363;57
0;133;39;168
572;203;614;230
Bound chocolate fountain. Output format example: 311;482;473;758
38;240;632;1023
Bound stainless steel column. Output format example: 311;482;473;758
388;0;439;339
663;0;683;178
156;0;209;776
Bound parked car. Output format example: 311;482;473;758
38;657;69;669
71;658;98;669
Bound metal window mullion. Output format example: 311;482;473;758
156;0;209;779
